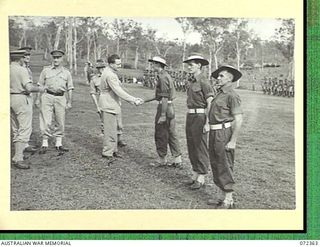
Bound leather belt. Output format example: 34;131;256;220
10;92;30;96
188;108;205;114
46;90;64;96
210;122;232;130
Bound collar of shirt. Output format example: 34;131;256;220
220;83;234;93
50;65;64;72
194;72;206;82
11;62;21;67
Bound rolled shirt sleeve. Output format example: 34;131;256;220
200;80;214;99
229;93;243;115
66;71;74;90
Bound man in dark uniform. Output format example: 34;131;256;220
146;56;182;167
183;53;214;189
208;65;243;209
10;50;45;169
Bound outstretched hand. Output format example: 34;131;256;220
134;98;144;106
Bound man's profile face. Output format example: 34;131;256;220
216;70;234;87
110;59;122;71
23;55;30;64
151;62;161;72
186;61;201;74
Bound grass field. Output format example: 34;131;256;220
11;73;295;210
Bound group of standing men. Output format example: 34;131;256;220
10;47;243;209
10;47;74;169
87;52;243;209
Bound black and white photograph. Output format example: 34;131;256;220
9;15;295;212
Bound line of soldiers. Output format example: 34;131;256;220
10;47;244;209
143;69;190;92
261;77;295;97
74;53;244;209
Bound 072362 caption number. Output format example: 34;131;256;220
300;241;319;245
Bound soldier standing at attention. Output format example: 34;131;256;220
36;50;74;154
208;65;243;209
10;50;45;169
183;53;214;190
146;56;182;167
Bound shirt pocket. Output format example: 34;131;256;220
191;83;202;92
215;100;230;115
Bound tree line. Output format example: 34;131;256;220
9;16;294;78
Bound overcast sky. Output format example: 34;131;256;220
102;17;283;44
17;16;284;44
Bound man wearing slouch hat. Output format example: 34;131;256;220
207;65;243;209
183;53;214;190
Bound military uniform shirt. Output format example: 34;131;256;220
186;72;214;109
208;84;243;124
10;62;32;94
38;66;74;93
155;70;175;101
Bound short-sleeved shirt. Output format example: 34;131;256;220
155;70;175;101
10;62;32;94
90;74;101;95
38;66;74;93
186;72;214;109
208;83;243;124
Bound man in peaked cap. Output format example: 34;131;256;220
36;49;74;154
183;53;214;190
10;50;46;169
146;56;182;168
207;65;243;209
89;59;106;135
18;46;38;153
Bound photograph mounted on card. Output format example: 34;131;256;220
0;0;304;231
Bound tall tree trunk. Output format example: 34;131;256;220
236;42;241;88
86;36;91;61
124;47;128;63
93;39;97;61
34;36;38;50
45;33;53;52
97;44;102;59
19;29;26;48
116;38;120;54
208;48;213;79
73;20;77;75
65;29;68;55
182;39;186;70
67;17;73;73
54;23;64;50
134;46;139;69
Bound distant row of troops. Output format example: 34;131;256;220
10;48;243;209
261;77;295;97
